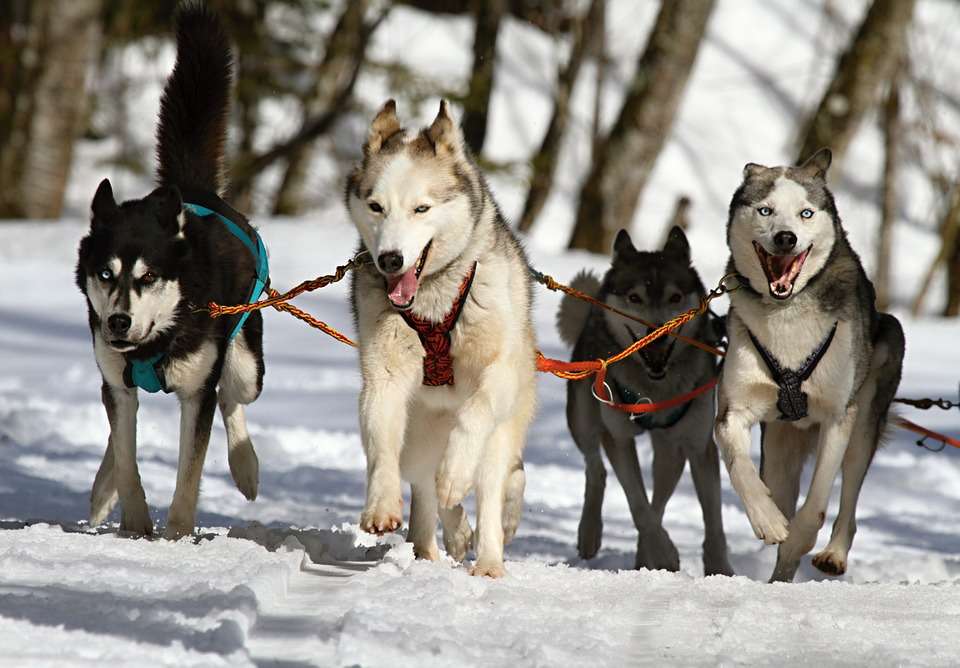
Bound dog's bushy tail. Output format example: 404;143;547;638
556;270;601;346
155;2;232;193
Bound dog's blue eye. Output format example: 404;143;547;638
98;268;113;281
800;208;814;219
368;201;383;213
414;204;430;214
758;206;773;216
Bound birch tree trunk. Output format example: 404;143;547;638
795;0;916;165
517;0;601;233
272;0;371;215
567;0;715;253
0;0;102;219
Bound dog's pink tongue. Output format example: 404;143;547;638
387;266;419;306
769;255;796;295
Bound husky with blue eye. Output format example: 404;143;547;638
715;148;904;582
557;227;733;576
75;4;266;539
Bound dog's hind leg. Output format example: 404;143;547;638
409;483;440;560
651;436;686;522
218;332;262;501
771;409;855;583
103;383;153;535
759;422;810;522
567;383;606;559
501;459;525;545
813;317;903;576
165;387;218;540
439;505;473;562
89;440;118;527
601;430;679;572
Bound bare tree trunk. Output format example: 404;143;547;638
660;195;691;245
874;65;901;311
795;0;915;165
947;224;960;316
590;0;606;163
568;0;715;253
272;0;371;215
517;0;601;233
0;0;101;219
911;183;960;316
461;0;507;155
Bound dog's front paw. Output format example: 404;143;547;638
744;494;789;544
360;497;403;535
436;448;478;508
636;527;680;572
470;560;506;578
729;462;789;544
229;439;259;501
163;520;194;541
812;548;847;576
119;499;153;537
577;518;603;560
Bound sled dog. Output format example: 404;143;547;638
346;100;535;577
715;148;904;581
558;227;734;575
76;5;265;538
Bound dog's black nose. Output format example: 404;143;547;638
774;231;798;252
378;251;404;274
108;314;132;336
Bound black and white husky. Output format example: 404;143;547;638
76;5;266;539
557;227;733;575
715;148;904;581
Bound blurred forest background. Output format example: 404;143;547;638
1;0;959;314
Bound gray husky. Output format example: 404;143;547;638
715;148;904;582
558;227;733;575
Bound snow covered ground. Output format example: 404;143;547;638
3;0;960;664
2;218;960;666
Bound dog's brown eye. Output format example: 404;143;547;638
628;294;643;304
669;293;682;304
368;201;383;213
141;272;157;285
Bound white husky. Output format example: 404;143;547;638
345;100;536;577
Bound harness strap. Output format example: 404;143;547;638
595;376;718;420
400;262;477;387
609;377;708;430
747;322;838;421
123;197;269;394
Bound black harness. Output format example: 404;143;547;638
747;322;838;421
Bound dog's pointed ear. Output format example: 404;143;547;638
742;162;771;180
426;99;463;157
364;99;401;155
613;229;636;260
147;185;183;235
91;179;117;227
663;225;690;264
797;147;832;180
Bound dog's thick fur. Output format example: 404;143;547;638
76;4;263;539
346;100;536;577
715;148;905;581
558;227;733;575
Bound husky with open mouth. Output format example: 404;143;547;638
346;100;536;577
76;5;265;539
716;148;904;581
557;227;733;575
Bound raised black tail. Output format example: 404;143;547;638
155;2;232;194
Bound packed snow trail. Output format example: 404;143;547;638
2;220;960;665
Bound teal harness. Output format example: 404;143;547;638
123;199;269;394
611;378;693;431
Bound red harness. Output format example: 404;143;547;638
400;263;477;387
